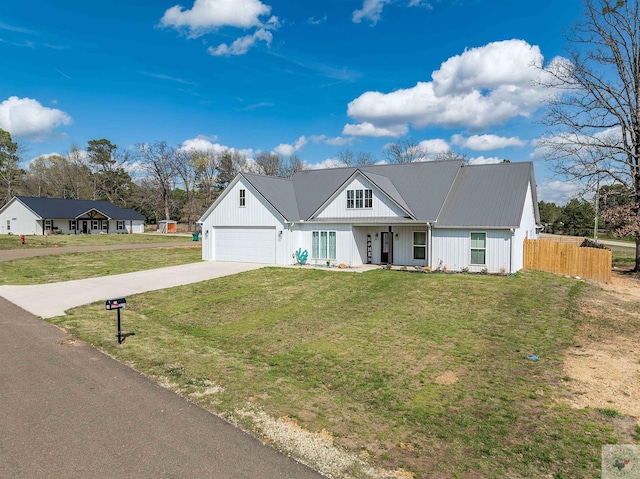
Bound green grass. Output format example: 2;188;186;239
49;269;632;478
0;233;193;250
0;246;201;284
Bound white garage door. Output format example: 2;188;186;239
214;227;276;264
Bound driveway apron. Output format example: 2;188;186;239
0;261;266;318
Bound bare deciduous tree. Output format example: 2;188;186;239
336;149;375;167
136;141;178;221
383;138;424;163
541;0;640;270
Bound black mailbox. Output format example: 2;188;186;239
105;298;127;310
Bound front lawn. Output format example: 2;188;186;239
0;247;202;285
50;269;634;478
0;233;193;250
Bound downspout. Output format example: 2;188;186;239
509;228;514;274
42;218;45;236
427;222;433;269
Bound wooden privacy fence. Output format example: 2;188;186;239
524;239;612;283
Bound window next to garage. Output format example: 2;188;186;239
239;189;246;207
471;232;486;265
312;231;336;260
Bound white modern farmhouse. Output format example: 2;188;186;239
199;160;541;273
0;196;145;235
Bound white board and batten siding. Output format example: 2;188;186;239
292;223;358;267
0;199;39;235
201;179;288;264
432;229;513;273
352;225;430;267
315;175;408;219
511;182;539;271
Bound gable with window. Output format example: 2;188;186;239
346;188;372;209
470;232;486;265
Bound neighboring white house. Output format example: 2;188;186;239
198;161;541;273
0;196;146;235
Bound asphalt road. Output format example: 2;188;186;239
0;297;324;479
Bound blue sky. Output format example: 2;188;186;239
1;0;586;203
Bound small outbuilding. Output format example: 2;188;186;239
0;196;145;235
158;220;178;233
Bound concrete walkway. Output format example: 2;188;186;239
0;261;266;318
0;297;323;479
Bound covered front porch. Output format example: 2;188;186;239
352;223;431;267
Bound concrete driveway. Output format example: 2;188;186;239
0;261;266;318
0;297;324;479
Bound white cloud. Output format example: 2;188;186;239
308;158;345;169
273;136;307;156
160;0;273;36
0;96;71;140
345;39;562;137
309;135;326;143
452;134;527;151
208;28;272;56
417;138;449;154
343;121;408;138
179;136;253;158
537;180;580;205
467;156;503;165
352;0;390;25
307;16;327;25
325;136;354;146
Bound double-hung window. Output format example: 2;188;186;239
346;189;373;209
239;189;246;207
102;220;108;230
346;190;355;209
117;220;124;230
413;231;426;260
92;220;99;230
312;231;336;260
470;232;486;265
364;189;373;208
45;219;52;231
69;220;77;231
6;220;10;232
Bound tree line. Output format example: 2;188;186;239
539;183;634;237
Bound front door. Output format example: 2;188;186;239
82;221;88;234
381;232;393;264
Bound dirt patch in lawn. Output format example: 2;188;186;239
563;272;640;425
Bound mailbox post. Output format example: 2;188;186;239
105;298;133;344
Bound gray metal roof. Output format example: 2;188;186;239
241;173;300;221
292;167;357;220
360;171;414;217
436;162;535;228
229;160;537;227
290;160;464;221
358;161;463;220
15;196;145;220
